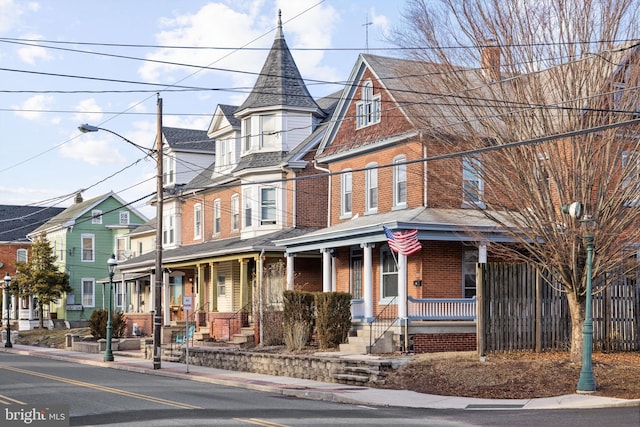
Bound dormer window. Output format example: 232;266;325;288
260;114;277;148
163;155;175;186
243;118;252;152
356;80;381;128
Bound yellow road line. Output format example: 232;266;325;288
0;393;26;405
0;364;201;409
233;418;290;427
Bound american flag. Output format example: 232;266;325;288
383;226;422;256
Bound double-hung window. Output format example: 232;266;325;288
231;194;240;231
163;215;175;245
243;118;252;152
16;248;27;262
393;156;407;208
462;157;485;207
463;248;479;298
82;278;95;307
260;114;277;148
91;210;102;224
366;163;378;213
163;155;175;186
213;199;221;234
119;211;129;225
81;234;94;262
194;203;202;239
381;247;398;299
356;80;381;128
341;170;352;217
261;187;276;224
244;189;253;228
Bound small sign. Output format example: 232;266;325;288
182;295;193;311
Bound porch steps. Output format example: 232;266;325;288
339;329;394;355
229;326;255;348
193;327;210;342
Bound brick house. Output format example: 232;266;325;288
118;13;337;343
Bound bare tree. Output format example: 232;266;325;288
394;0;640;361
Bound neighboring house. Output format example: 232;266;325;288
28;192;147;327
275;53;518;353
118;12;336;343
0;204;64;330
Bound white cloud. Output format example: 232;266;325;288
0;0;21;34
27;2;39;12
60;135;126;166
73;98;104;123
12;94;54;120
16;33;53;64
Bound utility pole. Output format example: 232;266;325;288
153;95;164;370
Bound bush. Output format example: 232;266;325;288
283;291;315;351
89;309;127;339
260;309;284;346
315;292;352;349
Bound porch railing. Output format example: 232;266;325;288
350;298;365;320
407;296;476;320
368;296;398;354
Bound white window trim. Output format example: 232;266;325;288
119;211;130;225
380;246;398;302
462;157;485;208
260;114;277;149
231;194;240;231
243;188;254;228
213;199;221;235
81;278;95;307
365;163;378;214
91;210;103;224
260;187;277;225
16;248;28;262
81;234;95;262
356;80;381;129
194;203;202;239
393;155;407;209
243;117;252;153
341;169;353;219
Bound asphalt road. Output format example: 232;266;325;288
0;352;638;426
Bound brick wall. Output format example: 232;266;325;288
412;333;477;353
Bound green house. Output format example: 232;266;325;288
28;192;148;326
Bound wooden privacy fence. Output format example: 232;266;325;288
478;263;640;353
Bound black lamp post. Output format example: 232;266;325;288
105;254;117;362
4;272;12;348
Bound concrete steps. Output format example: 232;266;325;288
339;329;394;355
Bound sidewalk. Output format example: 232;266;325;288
2;344;638;410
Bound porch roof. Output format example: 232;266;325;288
117;227;317;273
274;207;518;253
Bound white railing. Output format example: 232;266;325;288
407;296;476;320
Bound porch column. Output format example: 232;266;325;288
163;269;170;325
209;262;218;312
362;243;374;321
197;264;206;312
286;253;295;291
322;249;332;292
331;253;337;292
135;279;141;312
28;295;35;320
240;258;249;308
150;271;156;315
479;242;488;263
398;252;407;320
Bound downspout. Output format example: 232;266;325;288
313;160;331;227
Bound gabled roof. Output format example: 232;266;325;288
30;192;148;236
163;127;213;152
218;104;240;128
235;12;321;116
0;205;65;242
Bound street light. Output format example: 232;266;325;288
562;201;597;392
79;96;164;369
105;254;118;362
3;272;12;348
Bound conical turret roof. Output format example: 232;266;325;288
236;11;321;115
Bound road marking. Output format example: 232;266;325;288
0;364;201;409
233;418;290;427
0;393;25;405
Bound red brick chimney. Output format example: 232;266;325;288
481;40;501;81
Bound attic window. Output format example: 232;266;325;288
356;80;381;129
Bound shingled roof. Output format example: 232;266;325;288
236;11;321;115
163;127;214;152
0;205;65;242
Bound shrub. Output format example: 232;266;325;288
283;291;315;351
260;309;284;346
315;292;352;349
89;309;127;339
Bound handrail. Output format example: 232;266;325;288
368;296;398;354
223;301;252;340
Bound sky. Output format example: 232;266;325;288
0;0;406;220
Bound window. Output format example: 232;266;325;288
350;248;363;299
463;248;479;298
163;215;175;245
341;170;352;217
231;194;240;231
213;199;221;234
381;247;398;299
81;234;94;262
16;248;28;262
137;241;143;257
366;163;378;213
243;118;252;152
115;282;123;308
194;203;202;239
393;156;407;207
462;157;484;207
622;151;640;206
356;80;381;128
116;237;127;261
91;210;102;224
218;275;226;296
119;211;130;225
261;187;276;224
163;155;175;186
260;114;277;148
81;278;95;307
218;139;234;167
244;189;253;227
